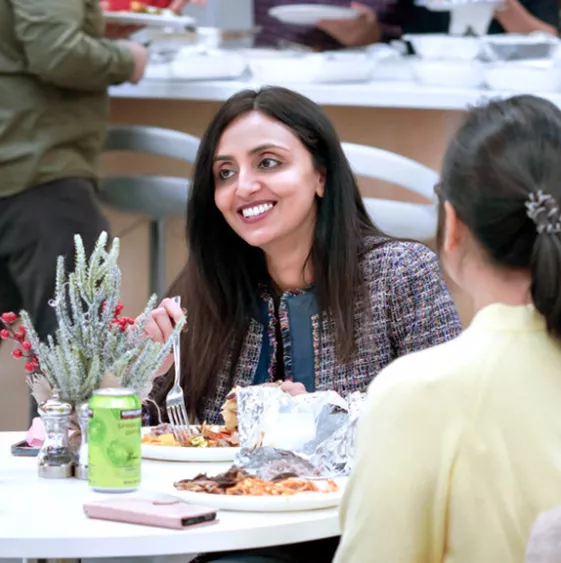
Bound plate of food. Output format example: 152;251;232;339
142;423;240;462
172;466;344;512
103;1;195;27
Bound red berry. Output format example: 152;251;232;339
21;341;32;351
15;331;25;342
114;302;124;316
1;312;17;324
12;349;23;358
19;325;26;335
0;329;9;339
24;362;35;372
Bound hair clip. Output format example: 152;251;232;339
525;190;561;235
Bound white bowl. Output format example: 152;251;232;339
412;59;485;88
404;34;482;60
484;60;561;92
248;53;375;84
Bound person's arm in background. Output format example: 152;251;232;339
12;0;147;91
315;0;406;47
494;0;559;35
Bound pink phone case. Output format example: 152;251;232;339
83;496;218;530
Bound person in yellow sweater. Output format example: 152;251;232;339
335;94;561;563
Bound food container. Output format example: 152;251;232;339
242;48;303;59
403;34;482;60
248;52;375;84
482;32;559;61
412;59;485;88
169;48;247;80
367;44;415;81
484;60;561;92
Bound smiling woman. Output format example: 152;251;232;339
141;86;462;563
144;86;462;427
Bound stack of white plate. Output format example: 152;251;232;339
404;34;485;89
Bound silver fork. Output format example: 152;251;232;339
165;296;191;444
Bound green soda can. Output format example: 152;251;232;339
88;388;142;493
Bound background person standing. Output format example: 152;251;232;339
0;0;148;420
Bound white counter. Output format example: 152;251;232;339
110;79;561;111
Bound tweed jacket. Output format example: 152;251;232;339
148;237;462;425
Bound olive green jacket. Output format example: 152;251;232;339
0;0;135;197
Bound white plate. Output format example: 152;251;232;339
172;480;345;512
268;4;359;26
141;427;240;462
103;11;195;28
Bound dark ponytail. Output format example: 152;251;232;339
438;94;561;340
531;234;561;339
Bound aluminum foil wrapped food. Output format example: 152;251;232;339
235;386;365;477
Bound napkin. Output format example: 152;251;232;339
26;417;45;448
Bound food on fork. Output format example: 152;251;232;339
142;422;239;448
220;387;238;431
174;466;338;496
130;1;150;12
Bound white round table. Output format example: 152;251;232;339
0;432;339;560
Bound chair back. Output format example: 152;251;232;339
100;125;201;297
100;125;200;217
342;141;439;240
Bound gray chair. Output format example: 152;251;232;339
100;125;200;298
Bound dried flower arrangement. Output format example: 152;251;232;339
0;232;184;409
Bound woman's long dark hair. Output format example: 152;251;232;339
155;86;383;420
438;94;561;339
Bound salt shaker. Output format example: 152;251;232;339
75;402;89;480
37;389;73;478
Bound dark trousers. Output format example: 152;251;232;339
196;537;340;563
0;177;110;422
